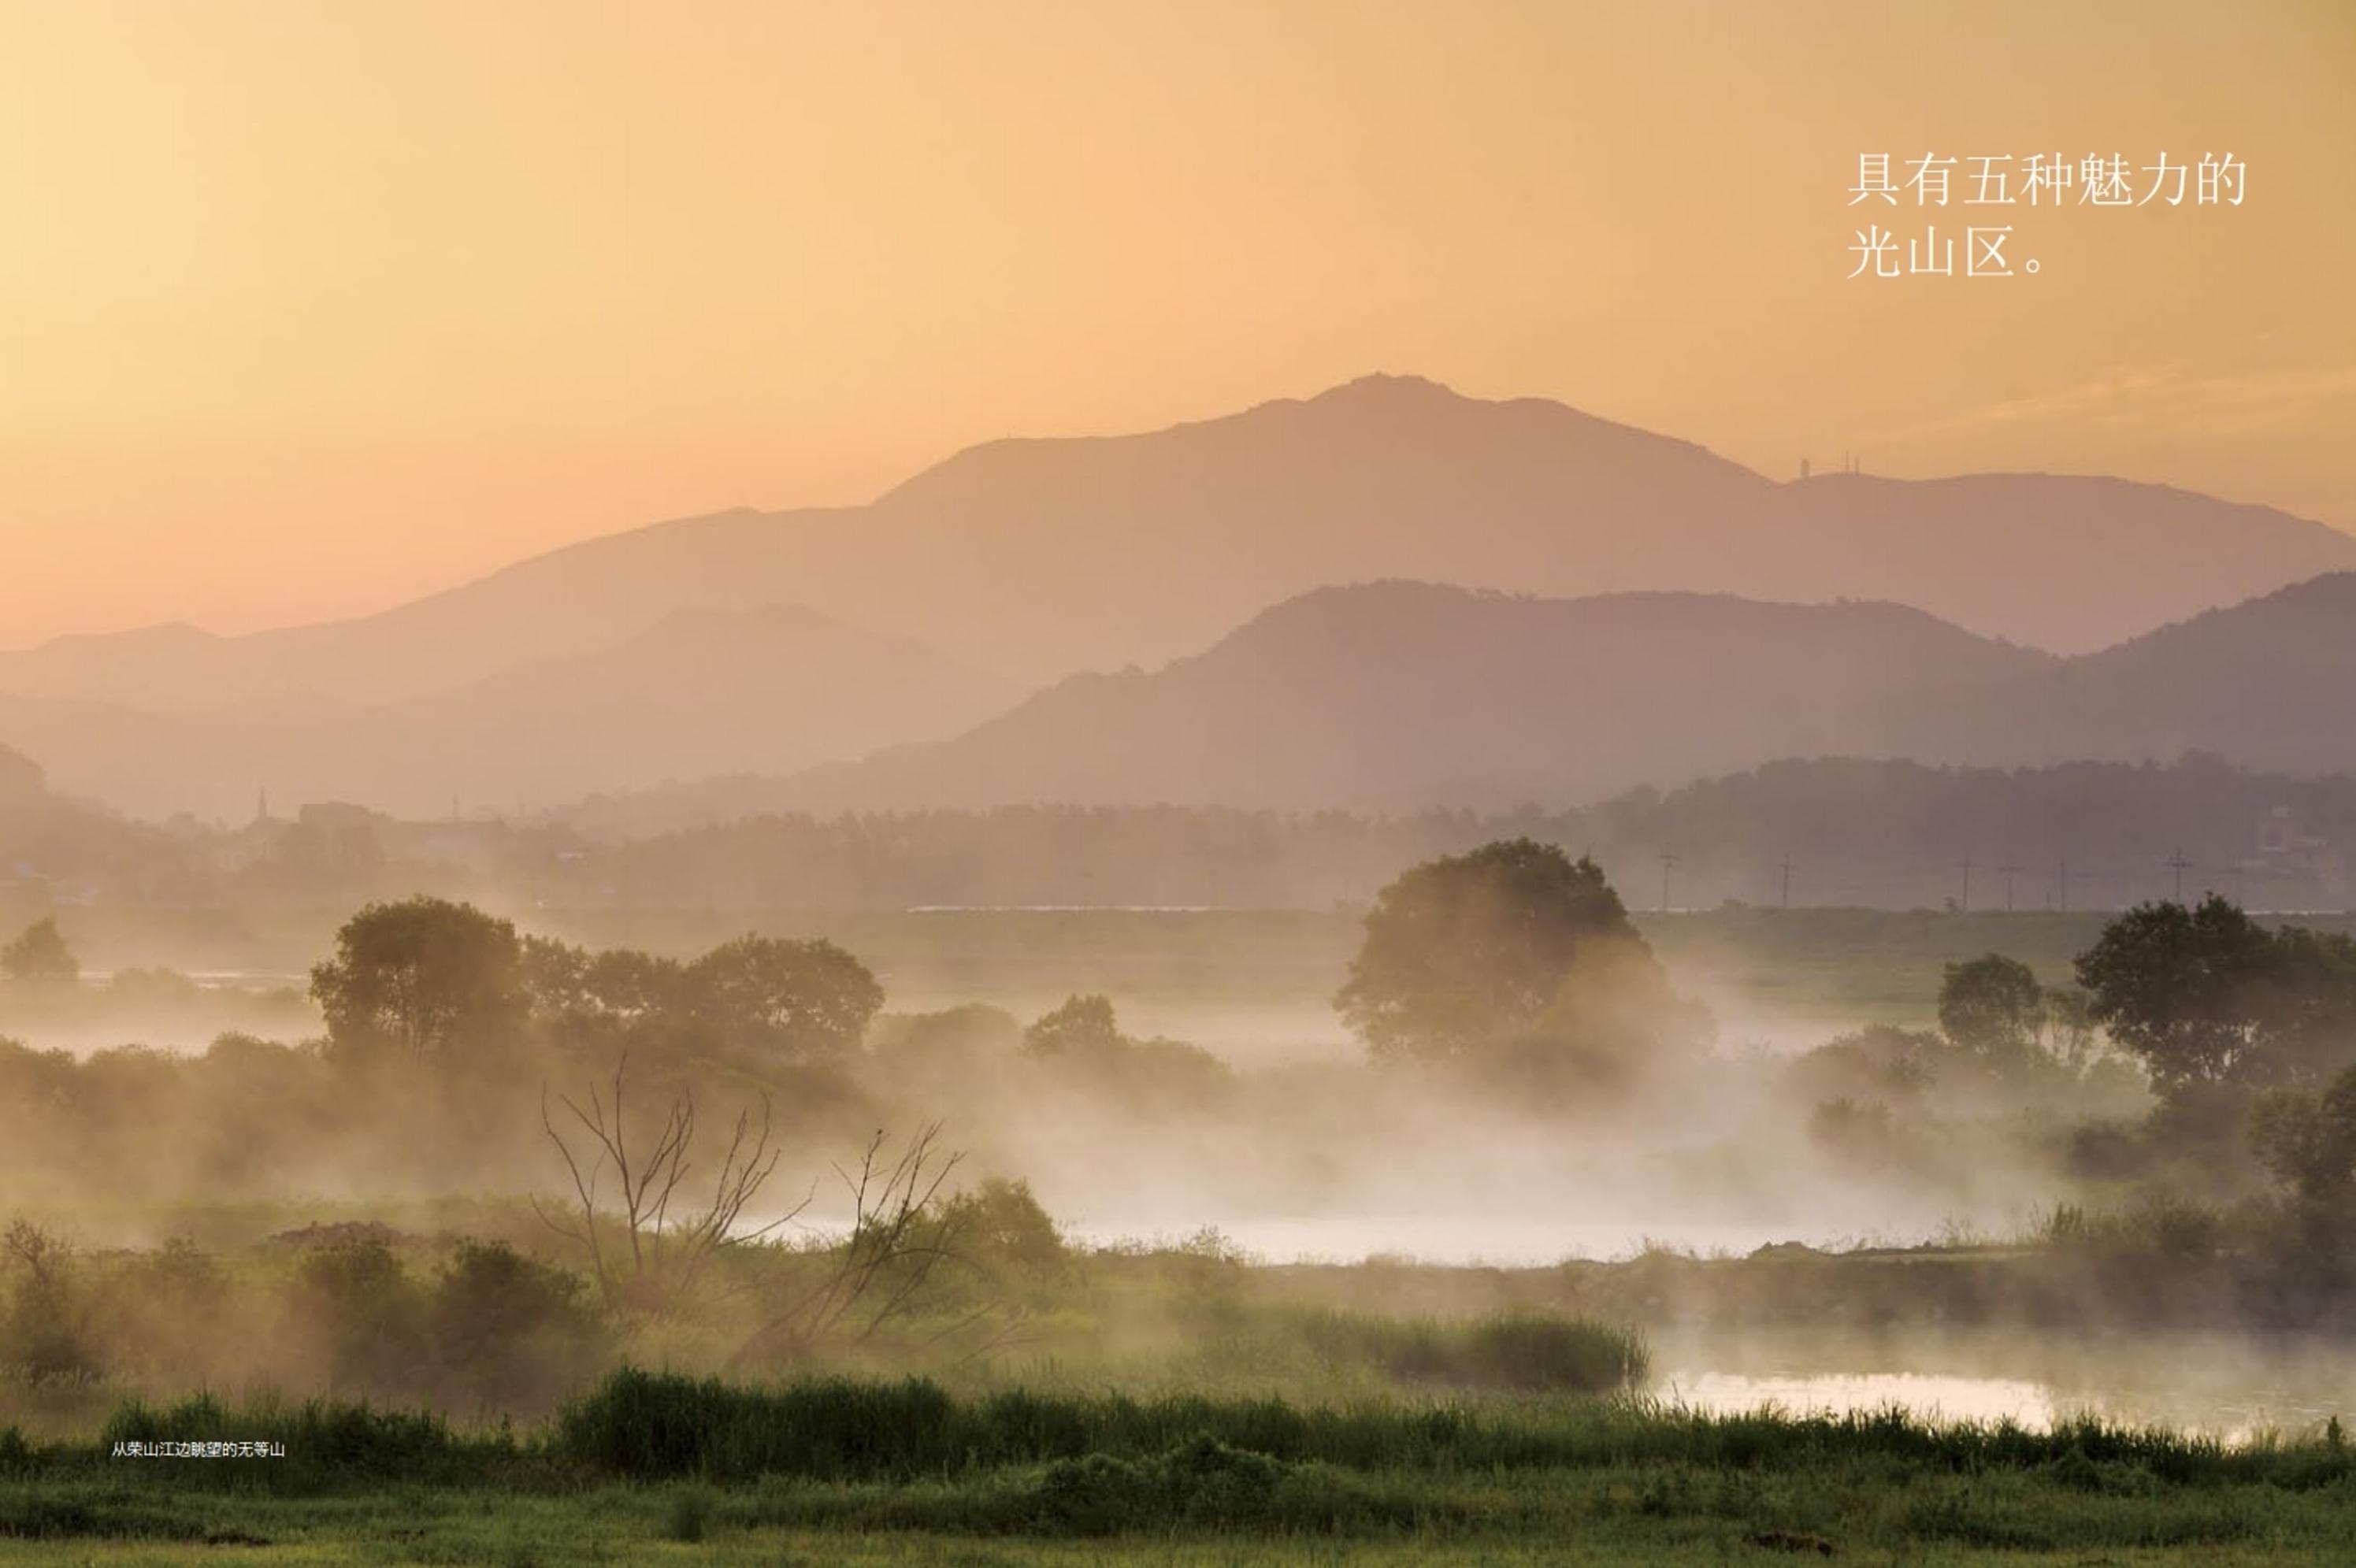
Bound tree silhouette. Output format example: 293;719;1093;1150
310;897;529;1069
0;918;76;987
1336;839;1703;1087
1937;953;2044;1059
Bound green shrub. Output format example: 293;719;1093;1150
429;1241;603;1415
1294;1307;1646;1392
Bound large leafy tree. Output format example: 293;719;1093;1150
1336;839;1700;1083
685;935;882;1060
1937;953;2045;1059
2249;1066;2356;1205
1022;994;1122;1057
310;897;529;1069
2076;896;2356;1094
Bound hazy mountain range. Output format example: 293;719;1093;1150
0;607;1016;821
2;373;2351;822
570;574;2356;825
714;584;2053;816
6;375;2350;704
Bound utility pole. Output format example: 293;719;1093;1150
2057;851;2068;914
1999;862;2023;913
1779;855;1793;910
1958;856;1973;913
1659;850;1679;914
2166;849;2193;903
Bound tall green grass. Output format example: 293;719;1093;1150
4;1369;2349;1497
2;1371;2354;1553
545;1369;2352;1488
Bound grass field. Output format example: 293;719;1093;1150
9;1488;2356;1566
6;1373;2355;1565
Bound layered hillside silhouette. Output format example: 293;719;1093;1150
9;565;2353;824
581;574;2356;823
0;607;1018;821
0;743;187;893
2;376;2348;714
5;374;2351;821
1900;573;2356;776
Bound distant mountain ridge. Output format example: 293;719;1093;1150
5;373;2350;822
566;573;2356;828
0;606;1019;821
3;375;2349;713
566;582;2053;821
1893;573;2356;774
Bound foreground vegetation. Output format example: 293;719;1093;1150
6;847;2356;1561
3;1370;2355;1564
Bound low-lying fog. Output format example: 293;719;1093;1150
9;875;2355;1440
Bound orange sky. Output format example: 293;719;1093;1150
3;0;2351;647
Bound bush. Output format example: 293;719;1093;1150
1015;1435;1301;1534
282;1240;427;1399
941;1178;1067;1297
1;1221;95;1381
1294;1308;1647;1393
1023;995;1234;1106
427;1242;603;1415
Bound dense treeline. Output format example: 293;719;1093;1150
527;755;2356;912
6;751;2351;918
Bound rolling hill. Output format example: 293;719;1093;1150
1901;573;2356;774
0;607;1020;821
569;574;2356;826
584;584;2057;817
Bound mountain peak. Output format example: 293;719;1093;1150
1304;372;1464;405
6;378;2352;729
